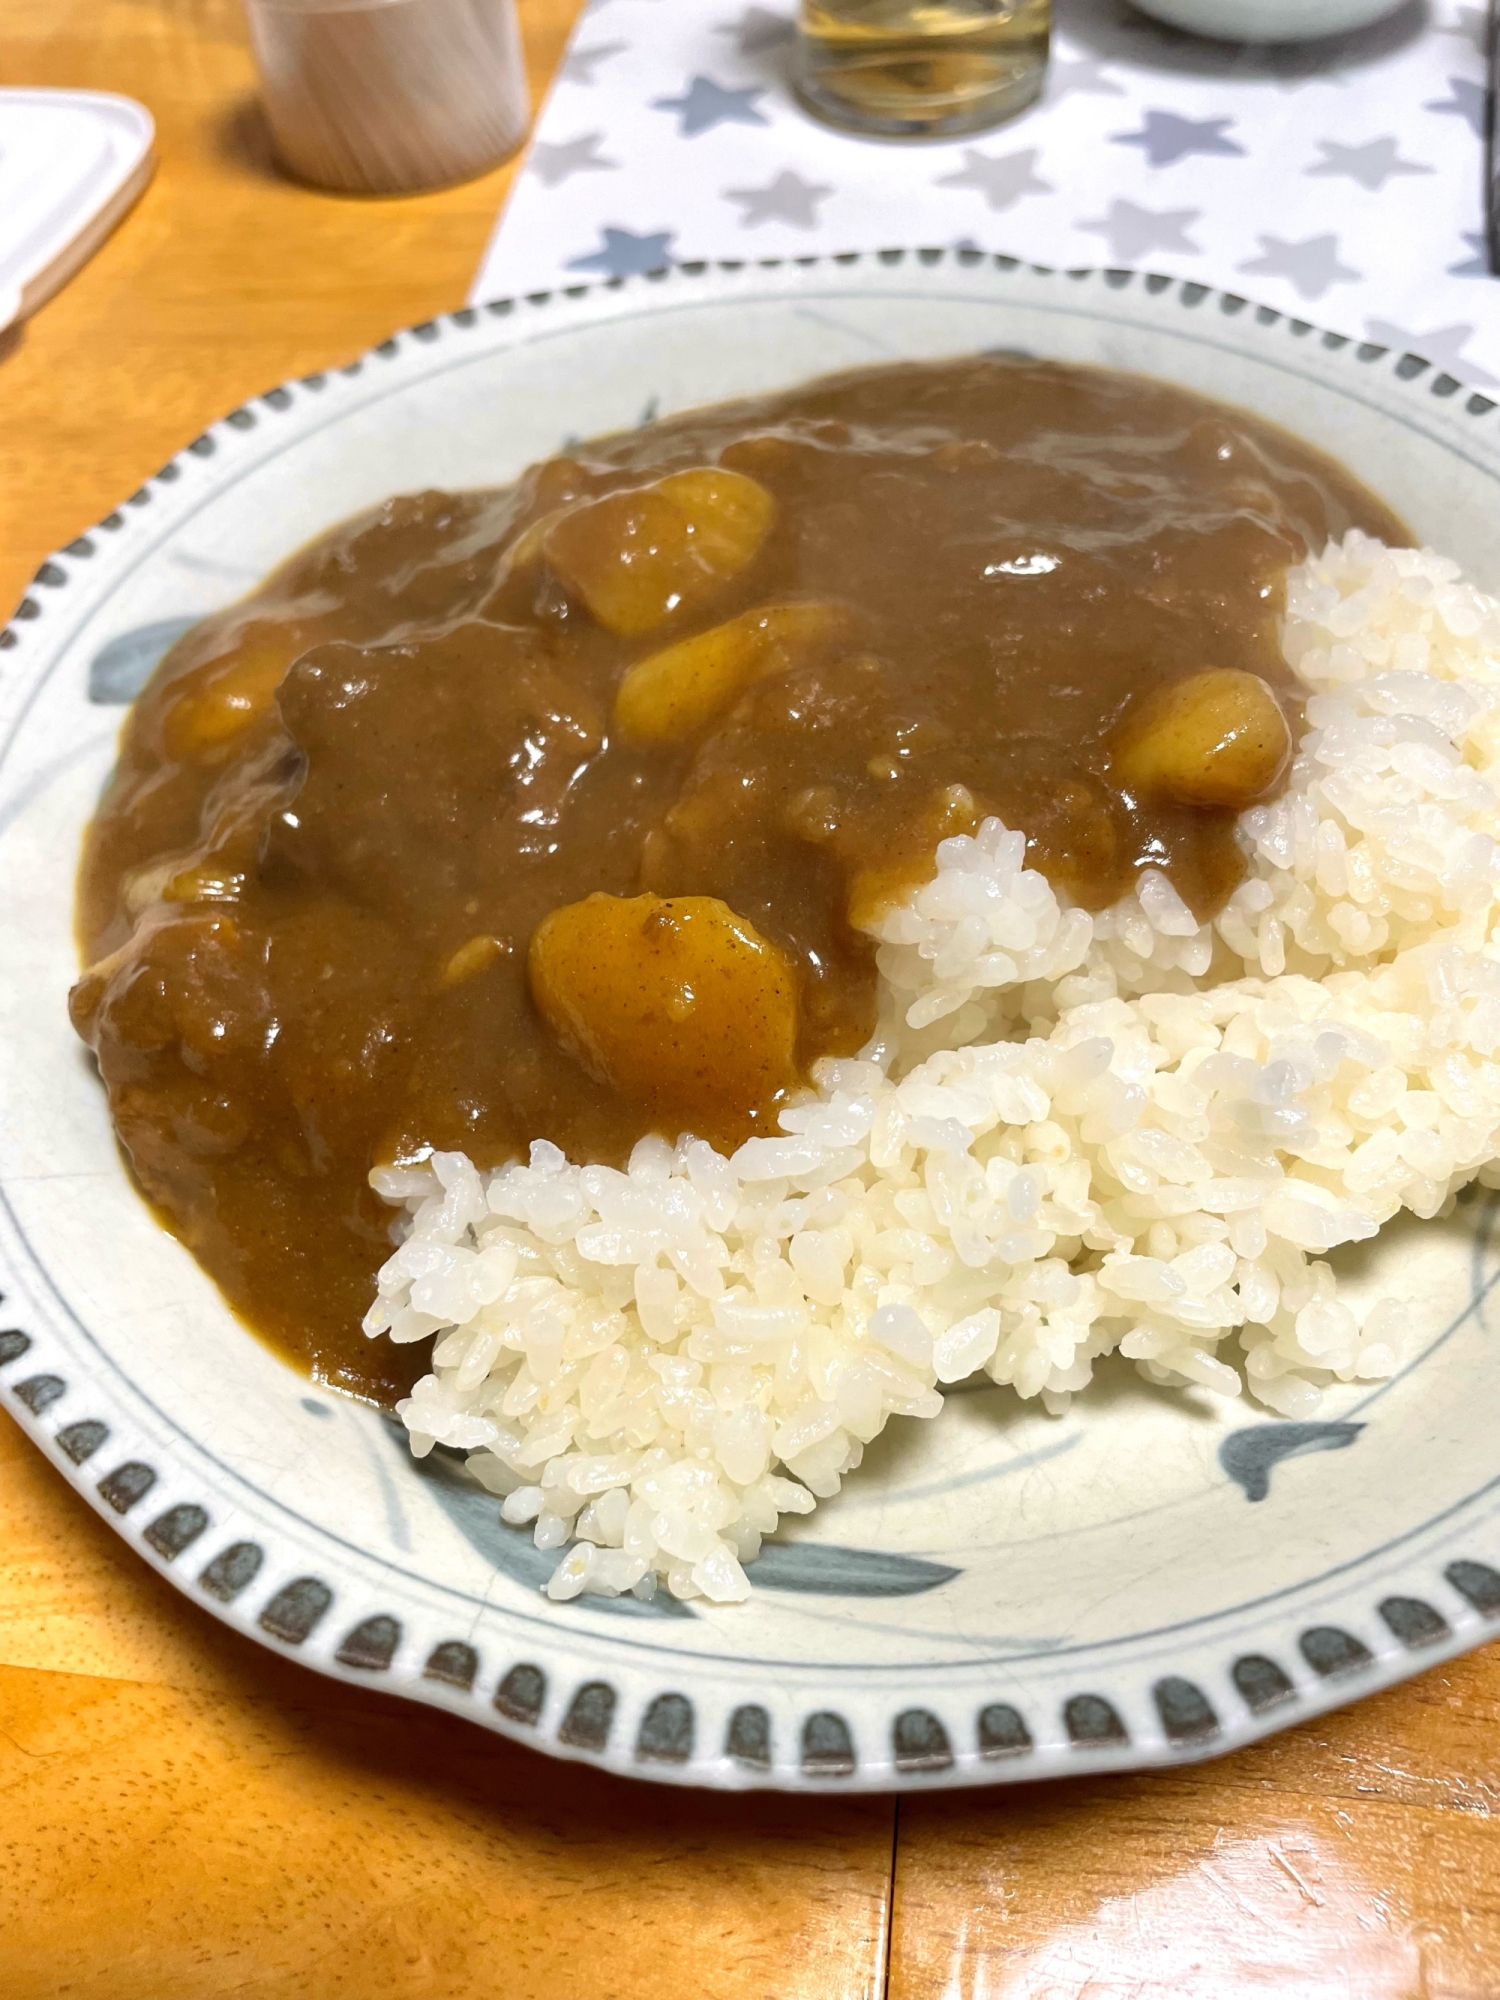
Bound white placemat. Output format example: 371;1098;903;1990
472;0;1500;388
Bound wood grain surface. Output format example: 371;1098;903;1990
0;1412;895;2000
0;0;574;616
4;2;1500;1994
891;1660;1500;1999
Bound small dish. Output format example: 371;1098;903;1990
1125;0;1409;41
5;254;1500;1791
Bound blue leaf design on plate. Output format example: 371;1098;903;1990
748;1541;959;1596
392;1427;693;1618
388;1423;955;1605
1219;1420;1365;1502
89;617;198;703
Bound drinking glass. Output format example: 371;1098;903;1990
794;0;1051;139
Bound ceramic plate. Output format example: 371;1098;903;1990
6;253;1500;1793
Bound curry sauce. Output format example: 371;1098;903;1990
70;357;1406;1401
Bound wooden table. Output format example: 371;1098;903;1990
4;4;1500;1992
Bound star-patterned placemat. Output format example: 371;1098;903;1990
474;0;1500;387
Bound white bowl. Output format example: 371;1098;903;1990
6;255;1500;1791
1126;0;1409;41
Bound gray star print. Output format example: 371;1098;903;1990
1239;233;1361;301
560;41;625;85
1113;112;1246;168
566;227;676;278
1048;56;1125;103
724;169;832;228
1079;199;1201;262
1367;319;1499;386
935;147;1052;212
530;133;618;189
716;6;793;53
1448;233;1493;278
1425;78;1487;139
653;75;769;137
1306;136;1432;193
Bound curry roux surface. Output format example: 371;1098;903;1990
71;357;1406;1401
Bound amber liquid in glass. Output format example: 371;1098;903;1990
795;0;1050;138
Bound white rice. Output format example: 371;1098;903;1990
364;531;1500;1604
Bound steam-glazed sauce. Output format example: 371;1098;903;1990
71;357;1406;1400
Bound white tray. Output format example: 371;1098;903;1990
0;89;155;333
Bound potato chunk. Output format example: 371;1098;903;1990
160;626;307;763
653;468;775;574
1111;668;1291;811
528;892;798;1139
614;601;854;745
496;507;562;580
542;467;775;636
440;933;508;989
